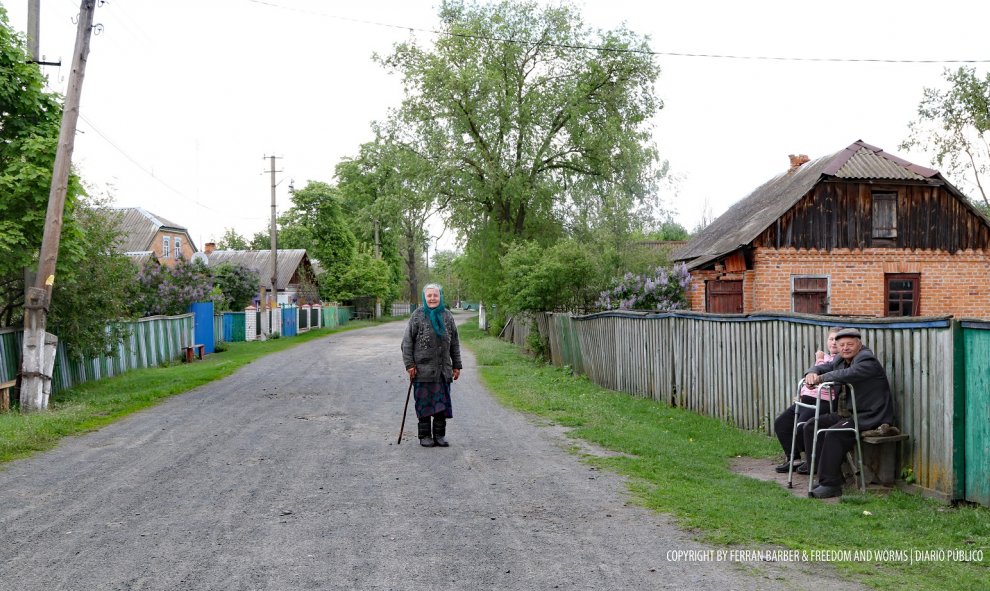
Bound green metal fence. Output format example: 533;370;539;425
0;314;194;398
959;320;990;507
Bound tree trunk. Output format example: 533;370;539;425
405;240;419;306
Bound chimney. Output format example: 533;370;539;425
788;154;810;173
205;242;216;255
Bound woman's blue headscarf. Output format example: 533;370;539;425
422;284;446;337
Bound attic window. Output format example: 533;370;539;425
872;191;898;241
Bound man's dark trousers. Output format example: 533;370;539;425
802;414;856;487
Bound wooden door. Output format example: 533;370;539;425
793;277;829;314
706;280;743;313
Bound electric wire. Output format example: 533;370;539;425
243;0;990;64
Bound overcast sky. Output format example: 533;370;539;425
4;0;989;252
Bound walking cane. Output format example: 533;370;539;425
397;378;413;445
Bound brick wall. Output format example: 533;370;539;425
687;248;990;318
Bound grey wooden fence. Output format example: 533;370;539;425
520;310;959;500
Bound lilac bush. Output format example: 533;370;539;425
597;262;691;311
135;258;213;317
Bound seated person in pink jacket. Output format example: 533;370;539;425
773;327;841;473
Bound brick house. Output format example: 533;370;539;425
672;140;990;318
114;207;198;268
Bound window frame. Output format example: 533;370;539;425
162;235;170;259
791;275;830;314
884;273;920;317
174;237;182;260
872;190;898;244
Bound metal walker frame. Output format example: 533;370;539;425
786;379;866;494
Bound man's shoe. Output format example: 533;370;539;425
775;460;800;473
796;462;810;475
433;436;449;447
419;437;436;447
809;484;843;499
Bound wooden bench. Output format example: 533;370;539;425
183;344;206;363
1;379;16;413
859;433;910;486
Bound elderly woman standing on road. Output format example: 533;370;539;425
401;283;462;447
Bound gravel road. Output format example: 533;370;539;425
0;315;864;590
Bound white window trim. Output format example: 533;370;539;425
162;236;170;259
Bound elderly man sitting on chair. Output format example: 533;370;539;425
803;328;894;499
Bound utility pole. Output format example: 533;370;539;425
27;0;40;61
374;219;381;318
263;155;281;333
26;0;62;67
20;0;98;412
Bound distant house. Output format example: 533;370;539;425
673;140;990;318
203;244;319;305
114;207;198;268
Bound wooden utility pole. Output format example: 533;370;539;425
20;0;98;412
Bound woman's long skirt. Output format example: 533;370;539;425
413;381;453;419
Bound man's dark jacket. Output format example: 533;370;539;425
806;345;895;430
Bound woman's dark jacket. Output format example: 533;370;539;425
805;346;895;430
401;308;462;383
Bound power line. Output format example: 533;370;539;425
77;114;266;221
243;0;990;64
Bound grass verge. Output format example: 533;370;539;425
0;320;382;465
459;320;989;591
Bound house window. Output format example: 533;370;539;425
705;280;743;314
872;191;898;241
792;276;829;314
162;236;170;259
174;237;182;260
885;273;920;317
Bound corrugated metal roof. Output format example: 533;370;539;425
113;207;192;253
832;147;928;180
672;140;944;270
206;249;311;290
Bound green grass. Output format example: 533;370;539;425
0;320;384;464
460;321;990;591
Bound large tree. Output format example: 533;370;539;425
902;66;990;212
278;181;357;301
378;0;665;302
336;138;432;304
46;199;142;359
0;6;85;324
216;227;250;250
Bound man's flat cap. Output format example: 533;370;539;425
834;328;862;339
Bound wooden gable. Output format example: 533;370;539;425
754;181;990;253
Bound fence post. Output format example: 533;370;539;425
245;306;257;341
